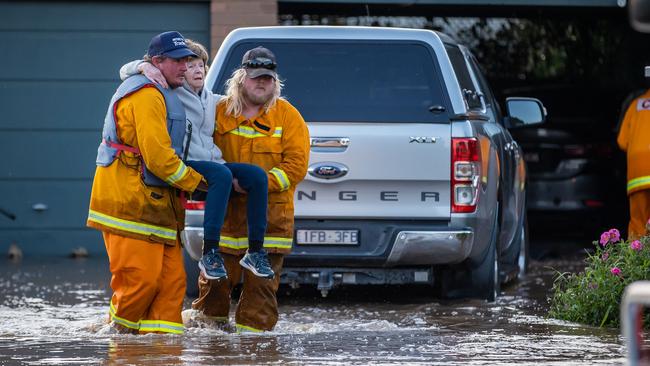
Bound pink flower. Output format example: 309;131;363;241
600;231;611;246
631;240;644;251
600;229;621;246
601;252;609;261
608;229;621;243
611;267;622;276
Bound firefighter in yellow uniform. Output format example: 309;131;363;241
191;46;310;332
617;89;650;239
87;32;205;334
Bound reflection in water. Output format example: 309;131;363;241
0;257;625;365
106;338;184;366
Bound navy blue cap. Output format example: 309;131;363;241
147;31;197;59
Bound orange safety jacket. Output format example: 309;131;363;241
618;89;650;195
87;87;203;245
214;98;310;255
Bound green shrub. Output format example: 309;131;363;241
549;228;650;328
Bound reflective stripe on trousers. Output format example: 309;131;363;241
109;301;184;334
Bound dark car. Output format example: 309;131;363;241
507;84;628;237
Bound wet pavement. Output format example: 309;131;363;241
0;249;626;365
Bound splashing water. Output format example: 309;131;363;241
0;257;625;365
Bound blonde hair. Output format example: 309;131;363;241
185;39;209;74
223;68;284;117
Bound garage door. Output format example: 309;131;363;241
0;1;210;256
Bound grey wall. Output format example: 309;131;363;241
0;1;209;256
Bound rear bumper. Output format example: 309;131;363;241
386;230;473;265
180;226;203;261
290;219;476;267
181;210;476;266
181;228;474;265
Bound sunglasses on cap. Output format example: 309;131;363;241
242;57;277;70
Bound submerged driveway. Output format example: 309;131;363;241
0;250;624;365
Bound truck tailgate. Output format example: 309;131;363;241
295;122;451;219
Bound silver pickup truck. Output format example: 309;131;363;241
181;26;545;301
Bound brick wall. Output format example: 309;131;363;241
210;0;278;57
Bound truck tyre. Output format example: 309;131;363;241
439;205;500;302
501;208;529;279
183;251;199;297
471;213;500;302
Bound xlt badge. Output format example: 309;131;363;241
409;136;438;143
308;162;348;180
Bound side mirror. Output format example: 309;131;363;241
630;0;650;33
505;97;547;129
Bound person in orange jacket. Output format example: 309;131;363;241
87;31;206;334
617;88;650;239
190;46;310;332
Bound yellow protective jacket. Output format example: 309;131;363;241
214;98;310;254
87;87;203;245
618;89;650;195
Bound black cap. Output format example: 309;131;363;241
147;31;197;59
241;46;278;79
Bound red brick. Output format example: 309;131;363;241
211;0;277;49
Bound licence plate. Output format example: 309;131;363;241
296;229;359;245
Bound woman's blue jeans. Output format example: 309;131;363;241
186;161;268;252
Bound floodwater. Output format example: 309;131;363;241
0;254;625;365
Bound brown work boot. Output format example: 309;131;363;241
181;309;234;332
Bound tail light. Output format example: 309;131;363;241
452;138;481;213
563;144;586;157
584;199;605;208
183;200;205;210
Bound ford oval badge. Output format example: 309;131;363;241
308;162;348;180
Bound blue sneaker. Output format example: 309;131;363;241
239;250;275;279
198;248;227;280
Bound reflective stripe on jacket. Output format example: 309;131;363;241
87;83;203;245
618;89;650;194
214;98;310;254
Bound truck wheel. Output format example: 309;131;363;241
471;216;500;302
439;205;500;302
183;250;199;298
501;209;529;279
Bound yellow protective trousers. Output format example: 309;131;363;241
629;189;650;240
191;252;284;332
103;232;186;334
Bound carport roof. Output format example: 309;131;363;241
279;0;625;6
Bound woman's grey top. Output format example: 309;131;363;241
120;60;225;164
